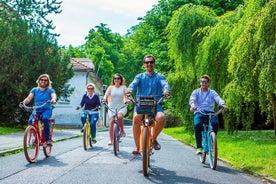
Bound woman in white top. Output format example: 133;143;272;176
103;73;128;145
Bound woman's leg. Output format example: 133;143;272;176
90;113;99;139
42;109;52;142
81;111;87;126
109;116;115;144
118;113;125;136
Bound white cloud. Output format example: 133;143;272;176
48;0;158;47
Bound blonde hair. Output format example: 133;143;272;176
86;83;95;91
36;74;52;88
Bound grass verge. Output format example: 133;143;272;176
163;127;276;180
0;126;24;135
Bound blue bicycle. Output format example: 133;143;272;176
197;108;223;170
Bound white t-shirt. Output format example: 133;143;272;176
107;85;127;118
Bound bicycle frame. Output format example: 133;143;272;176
127;95;168;176
80;107;100;150
103;102;127;156
140;112;155;176
20;101;55;163
197;108;223;170
82;109;97;151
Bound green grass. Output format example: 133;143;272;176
163;127;276;180
0;126;24;135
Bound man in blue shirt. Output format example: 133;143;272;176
127;55;171;155
189;74;227;154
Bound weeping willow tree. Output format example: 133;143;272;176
166;4;217;129
255;0;276;135
226;0;275;133
195;7;245;132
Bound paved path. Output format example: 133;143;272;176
0;127;108;156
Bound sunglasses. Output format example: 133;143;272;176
144;61;154;64
200;80;209;84
40;79;48;82
114;77;121;80
87;88;94;90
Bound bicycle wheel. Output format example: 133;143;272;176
113;123;119;156
23;125;39;163
43;122;54;157
200;131;207;164
83;123;92;150
209;132;217;170
142;126;149;176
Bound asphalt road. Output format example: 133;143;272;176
0;126;268;184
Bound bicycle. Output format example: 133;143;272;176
78;107;100;151
19;100;55;163
102;101;129;156
128;94;169;176
196;108;224;170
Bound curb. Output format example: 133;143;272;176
0;134;81;157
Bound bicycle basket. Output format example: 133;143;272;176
136;96;156;114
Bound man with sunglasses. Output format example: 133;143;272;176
127;55;171;155
189;74;227;154
21;74;57;147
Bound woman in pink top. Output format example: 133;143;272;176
103;73;128;145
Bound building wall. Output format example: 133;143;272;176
52;71;105;127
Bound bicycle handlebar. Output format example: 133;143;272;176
196;108;224;116
102;101;128;114
125;94;170;105
19;100;52;112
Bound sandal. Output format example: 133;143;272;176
132;148;140;155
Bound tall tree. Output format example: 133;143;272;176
0;1;74;126
166;4;217;129
83;24;121;85
226;0;273;131
3;0;62;40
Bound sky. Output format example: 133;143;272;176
48;0;159;47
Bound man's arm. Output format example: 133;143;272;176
189;90;197;112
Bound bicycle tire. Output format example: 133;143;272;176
113;123;119;156
209;132;217;170
43;122;54;157
200;131;207;164
89;124;92;148
142;126;149;176
23;126;39;163
83;123;92;150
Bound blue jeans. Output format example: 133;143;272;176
194;112;218;149
81;112;99;139
28;109;52;141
